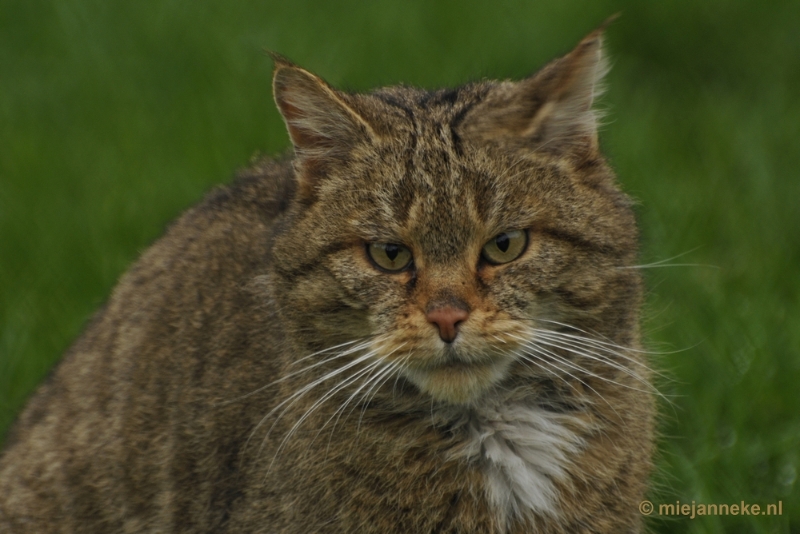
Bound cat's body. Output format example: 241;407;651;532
0;26;654;533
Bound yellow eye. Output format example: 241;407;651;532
481;230;527;265
367;243;413;272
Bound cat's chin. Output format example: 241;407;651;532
403;359;512;405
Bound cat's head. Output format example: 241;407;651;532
268;27;641;406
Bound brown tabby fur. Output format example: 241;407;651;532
0;24;654;533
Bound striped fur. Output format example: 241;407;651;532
1;24;653;533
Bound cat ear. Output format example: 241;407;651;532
458;25;610;157
271;54;376;159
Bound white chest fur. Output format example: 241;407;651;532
462;404;584;525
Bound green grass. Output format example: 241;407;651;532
1;1;798;531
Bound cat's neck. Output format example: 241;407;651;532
444;397;586;527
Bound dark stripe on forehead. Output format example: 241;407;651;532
370;92;421;230
448;93;484;157
373;92;415;121
391;173;422;230
449;100;477;134
417;88;459;110
438;89;459;106
373;91;419;154
460;169;494;222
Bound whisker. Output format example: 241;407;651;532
271;342;406;470
528;334;654;389
317;358;389;454
509;331;653;410
356;355;408;432
249;348;377;460
320;347;409;446
522;326;676;409
617;247;718;270
534;319;689;356
530;325;682;384
515;346;623;420
521;338;655;398
619;263;720;270
532;328;649;363
620;247;701;267
288;339;364;367
218;339;371;407
268;353;383;471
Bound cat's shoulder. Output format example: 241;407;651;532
99;154;296;331
127;154;296;278
193;153;296;224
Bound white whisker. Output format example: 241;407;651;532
249;347;377;461
268;351;383;471
320;346;408;446
534;318;687;356
316;358;388;454
619;263;719;270
521;338;654;398
288;339;363;367
529;325;680;386
356;355;408;432
515;345;623;420
528;334;653;389
616;247;718;270
220;339;371;407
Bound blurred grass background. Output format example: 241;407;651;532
1;0;798;532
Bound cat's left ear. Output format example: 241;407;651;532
457;23;610;158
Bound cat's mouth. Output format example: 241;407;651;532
401;349;513;405
440;346;478;366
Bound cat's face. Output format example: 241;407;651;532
269;35;640;406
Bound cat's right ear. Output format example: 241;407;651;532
271;54;377;198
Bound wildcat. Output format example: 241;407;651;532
0;24;654;533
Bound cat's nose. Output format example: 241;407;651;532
426;306;469;343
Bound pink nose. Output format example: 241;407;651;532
426;306;469;343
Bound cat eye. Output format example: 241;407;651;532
481;230;528;265
367;243;413;272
